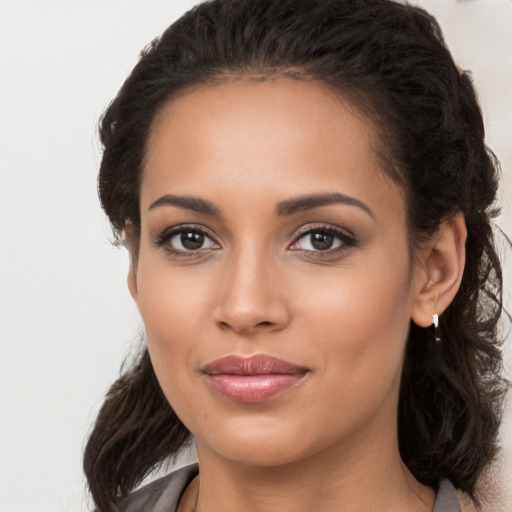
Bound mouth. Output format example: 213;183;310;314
201;354;309;403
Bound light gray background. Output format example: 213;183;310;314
0;1;510;511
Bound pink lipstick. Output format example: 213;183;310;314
201;355;308;403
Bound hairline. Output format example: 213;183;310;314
133;70;417;265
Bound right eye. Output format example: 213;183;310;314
155;226;219;255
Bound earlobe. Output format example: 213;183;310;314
123;222;140;305
411;212;467;328
127;266;139;305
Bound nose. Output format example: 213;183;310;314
213;249;291;335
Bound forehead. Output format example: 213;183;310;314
147;78;372;168
142;78;404;222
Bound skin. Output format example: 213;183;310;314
127;79;466;512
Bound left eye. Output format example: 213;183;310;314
290;229;352;252
164;229;218;252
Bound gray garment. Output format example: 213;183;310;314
118;464;198;512
434;480;462;512
119;463;461;512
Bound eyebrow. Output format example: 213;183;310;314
148;192;373;219
148;194;221;216
276;193;374;218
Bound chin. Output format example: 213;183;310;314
207;443;306;468
195;417;314;467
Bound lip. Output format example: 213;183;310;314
201;355;309;403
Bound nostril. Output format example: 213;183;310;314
218;321;231;331
213;297;291;334
217;320;274;331
215;318;277;334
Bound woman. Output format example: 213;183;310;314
84;0;508;510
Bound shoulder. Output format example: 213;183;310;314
433;480;462;512
118;463;199;512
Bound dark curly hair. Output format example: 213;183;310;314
84;0;508;510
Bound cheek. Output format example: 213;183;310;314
135;258;213;371
136;264;213;423
285;265;412;446
297;259;412;386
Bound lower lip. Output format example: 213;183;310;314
205;374;306;403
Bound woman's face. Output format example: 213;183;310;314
131;79;425;467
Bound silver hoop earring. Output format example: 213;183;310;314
432;313;441;342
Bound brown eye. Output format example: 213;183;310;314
293;230;343;252
179;231;205;250
163;229;218;253
288;225;358;255
309;232;335;251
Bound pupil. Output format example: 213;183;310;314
181;231;204;250
311;232;333;250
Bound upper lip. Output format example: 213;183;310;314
201;354;309;375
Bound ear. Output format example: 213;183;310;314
410;212;467;328
127;264;139;305
123;222;140;305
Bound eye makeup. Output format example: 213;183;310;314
288;223;358;256
154;223;220;258
153;221;358;261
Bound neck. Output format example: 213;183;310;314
184;426;435;512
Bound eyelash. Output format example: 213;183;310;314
154;224;218;258
154;224;357;258
289;225;357;256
